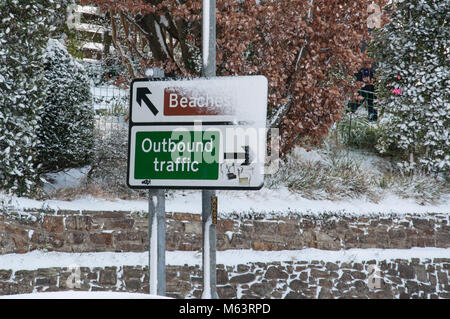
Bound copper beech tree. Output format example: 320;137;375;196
82;0;382;155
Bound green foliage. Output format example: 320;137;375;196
65;37;85;60
0;0;62;195
333;112;381;151
0;1;96;195
369;0;449;174
37;39;95;172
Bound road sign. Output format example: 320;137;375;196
130;76;267;127
127;124;266;189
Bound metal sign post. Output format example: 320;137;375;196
127;0;268;300
201;0;218;300
148;188;166;296
146;69;166;297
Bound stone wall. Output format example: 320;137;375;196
0;258;449;299
1;209;449;254
1;208;449;298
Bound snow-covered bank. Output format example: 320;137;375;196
0;291;170;299
1;248;449;271
2;188;449;217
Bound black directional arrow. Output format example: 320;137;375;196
224;146;254;166
136;87;159;116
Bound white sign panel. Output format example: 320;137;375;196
130;76;267;126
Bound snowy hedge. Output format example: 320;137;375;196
370;0;449;175
37;39;95;172
0;0;94;195
0;0;60;195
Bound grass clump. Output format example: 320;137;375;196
266;143;448;205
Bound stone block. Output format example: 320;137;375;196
95;211;127;219
285;291;307;299
99;268;117;285
265;266;288;280
325;262;339;271
398;263;415;279
217;285;236;299
230;273;255;284
104;219;135;230
183;222;202;235
0;270;12;280
90;233;113;246
319;279;333;289
237;264;250;273
250;282;272;297
42;216;64;233
299;271;308;281
318;287;332;299
278;222;298;236
123;266;143;280
125;280;141;291
69;232;84;245
172;213;200;222
216;269;229;285
351;271;366;280
414;265;427;282
64;216;92;231
310;269;329;279
289;279;308;291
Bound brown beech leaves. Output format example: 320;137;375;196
83;0;380;155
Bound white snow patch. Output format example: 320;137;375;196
0;248;448;271
225;231;234;241
42;167;90;192
1;188;449;216
291;147;325;164
0;291;170;299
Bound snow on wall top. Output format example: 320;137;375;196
1;188;449;217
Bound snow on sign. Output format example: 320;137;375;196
127;76;268;189
130;76;267;126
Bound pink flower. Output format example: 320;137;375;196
397;75;401;80
392;88;402;95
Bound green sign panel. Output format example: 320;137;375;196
134;131;220;180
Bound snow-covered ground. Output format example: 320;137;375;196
42;167;91;193
0;291;170;299
1;248;449;271
2;188;449;217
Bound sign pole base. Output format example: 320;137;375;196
201;189;218;299
148;189;166;296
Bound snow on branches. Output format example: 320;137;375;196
82;0;379;155
370;0;449;175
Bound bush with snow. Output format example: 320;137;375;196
370;0;449;175
37;39;95;172
87;127;145;198
0;0;60;195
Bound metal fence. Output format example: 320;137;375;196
84;62;130;134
